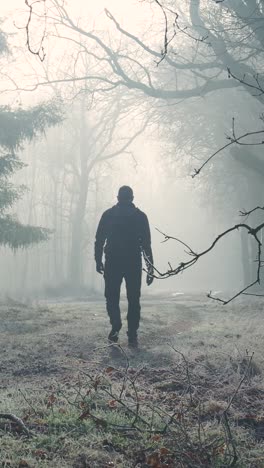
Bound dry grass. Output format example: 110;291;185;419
0;293;264;467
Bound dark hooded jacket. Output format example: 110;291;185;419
94;203;153;264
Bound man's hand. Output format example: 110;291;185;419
147;274;154;286
146;266;154;286
96;261;104;274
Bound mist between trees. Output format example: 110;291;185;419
0;0;263;299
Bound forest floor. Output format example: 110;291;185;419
0;293;264;467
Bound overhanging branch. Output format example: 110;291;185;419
150;220;262;305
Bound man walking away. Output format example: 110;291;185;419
94;186;154;348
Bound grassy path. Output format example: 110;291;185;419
0;294;264;466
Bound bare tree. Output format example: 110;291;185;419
17;0;264;299
67;94;150;289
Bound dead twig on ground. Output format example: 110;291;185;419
0;413;31;437
170;346;194;405
219;352;254;466
224;352;254;414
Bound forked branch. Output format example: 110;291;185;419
150;220;263;304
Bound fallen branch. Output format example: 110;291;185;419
0;413;31;437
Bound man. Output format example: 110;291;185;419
94;186;154;347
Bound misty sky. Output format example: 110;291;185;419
1;0;152;30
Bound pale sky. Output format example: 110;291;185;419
1;0;153;31
0;0;161;106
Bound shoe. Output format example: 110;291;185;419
108;329;119;343
128;334;138;348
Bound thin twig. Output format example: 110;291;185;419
170;346;193;404
224;352;254;413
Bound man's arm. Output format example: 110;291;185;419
141;213;154;285
94;212;107;274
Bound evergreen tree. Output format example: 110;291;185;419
0;104;62;249
0;29;62;248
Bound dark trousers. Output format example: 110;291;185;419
104;255;142;336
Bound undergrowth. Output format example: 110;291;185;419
1;346;264;467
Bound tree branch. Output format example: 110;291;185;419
154;220;262;304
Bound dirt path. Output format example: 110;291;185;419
1;293;263;388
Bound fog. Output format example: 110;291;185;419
0;0;261;300
2;5;264;464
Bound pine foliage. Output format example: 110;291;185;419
0;27;63;249
0;103;62;151
0;103;62;249
0;216;50;249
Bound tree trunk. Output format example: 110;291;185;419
21;146;37;290
68;172;89;288
68;101;89;290
52;176;59;281
231;146;264;288
240;228;251;287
